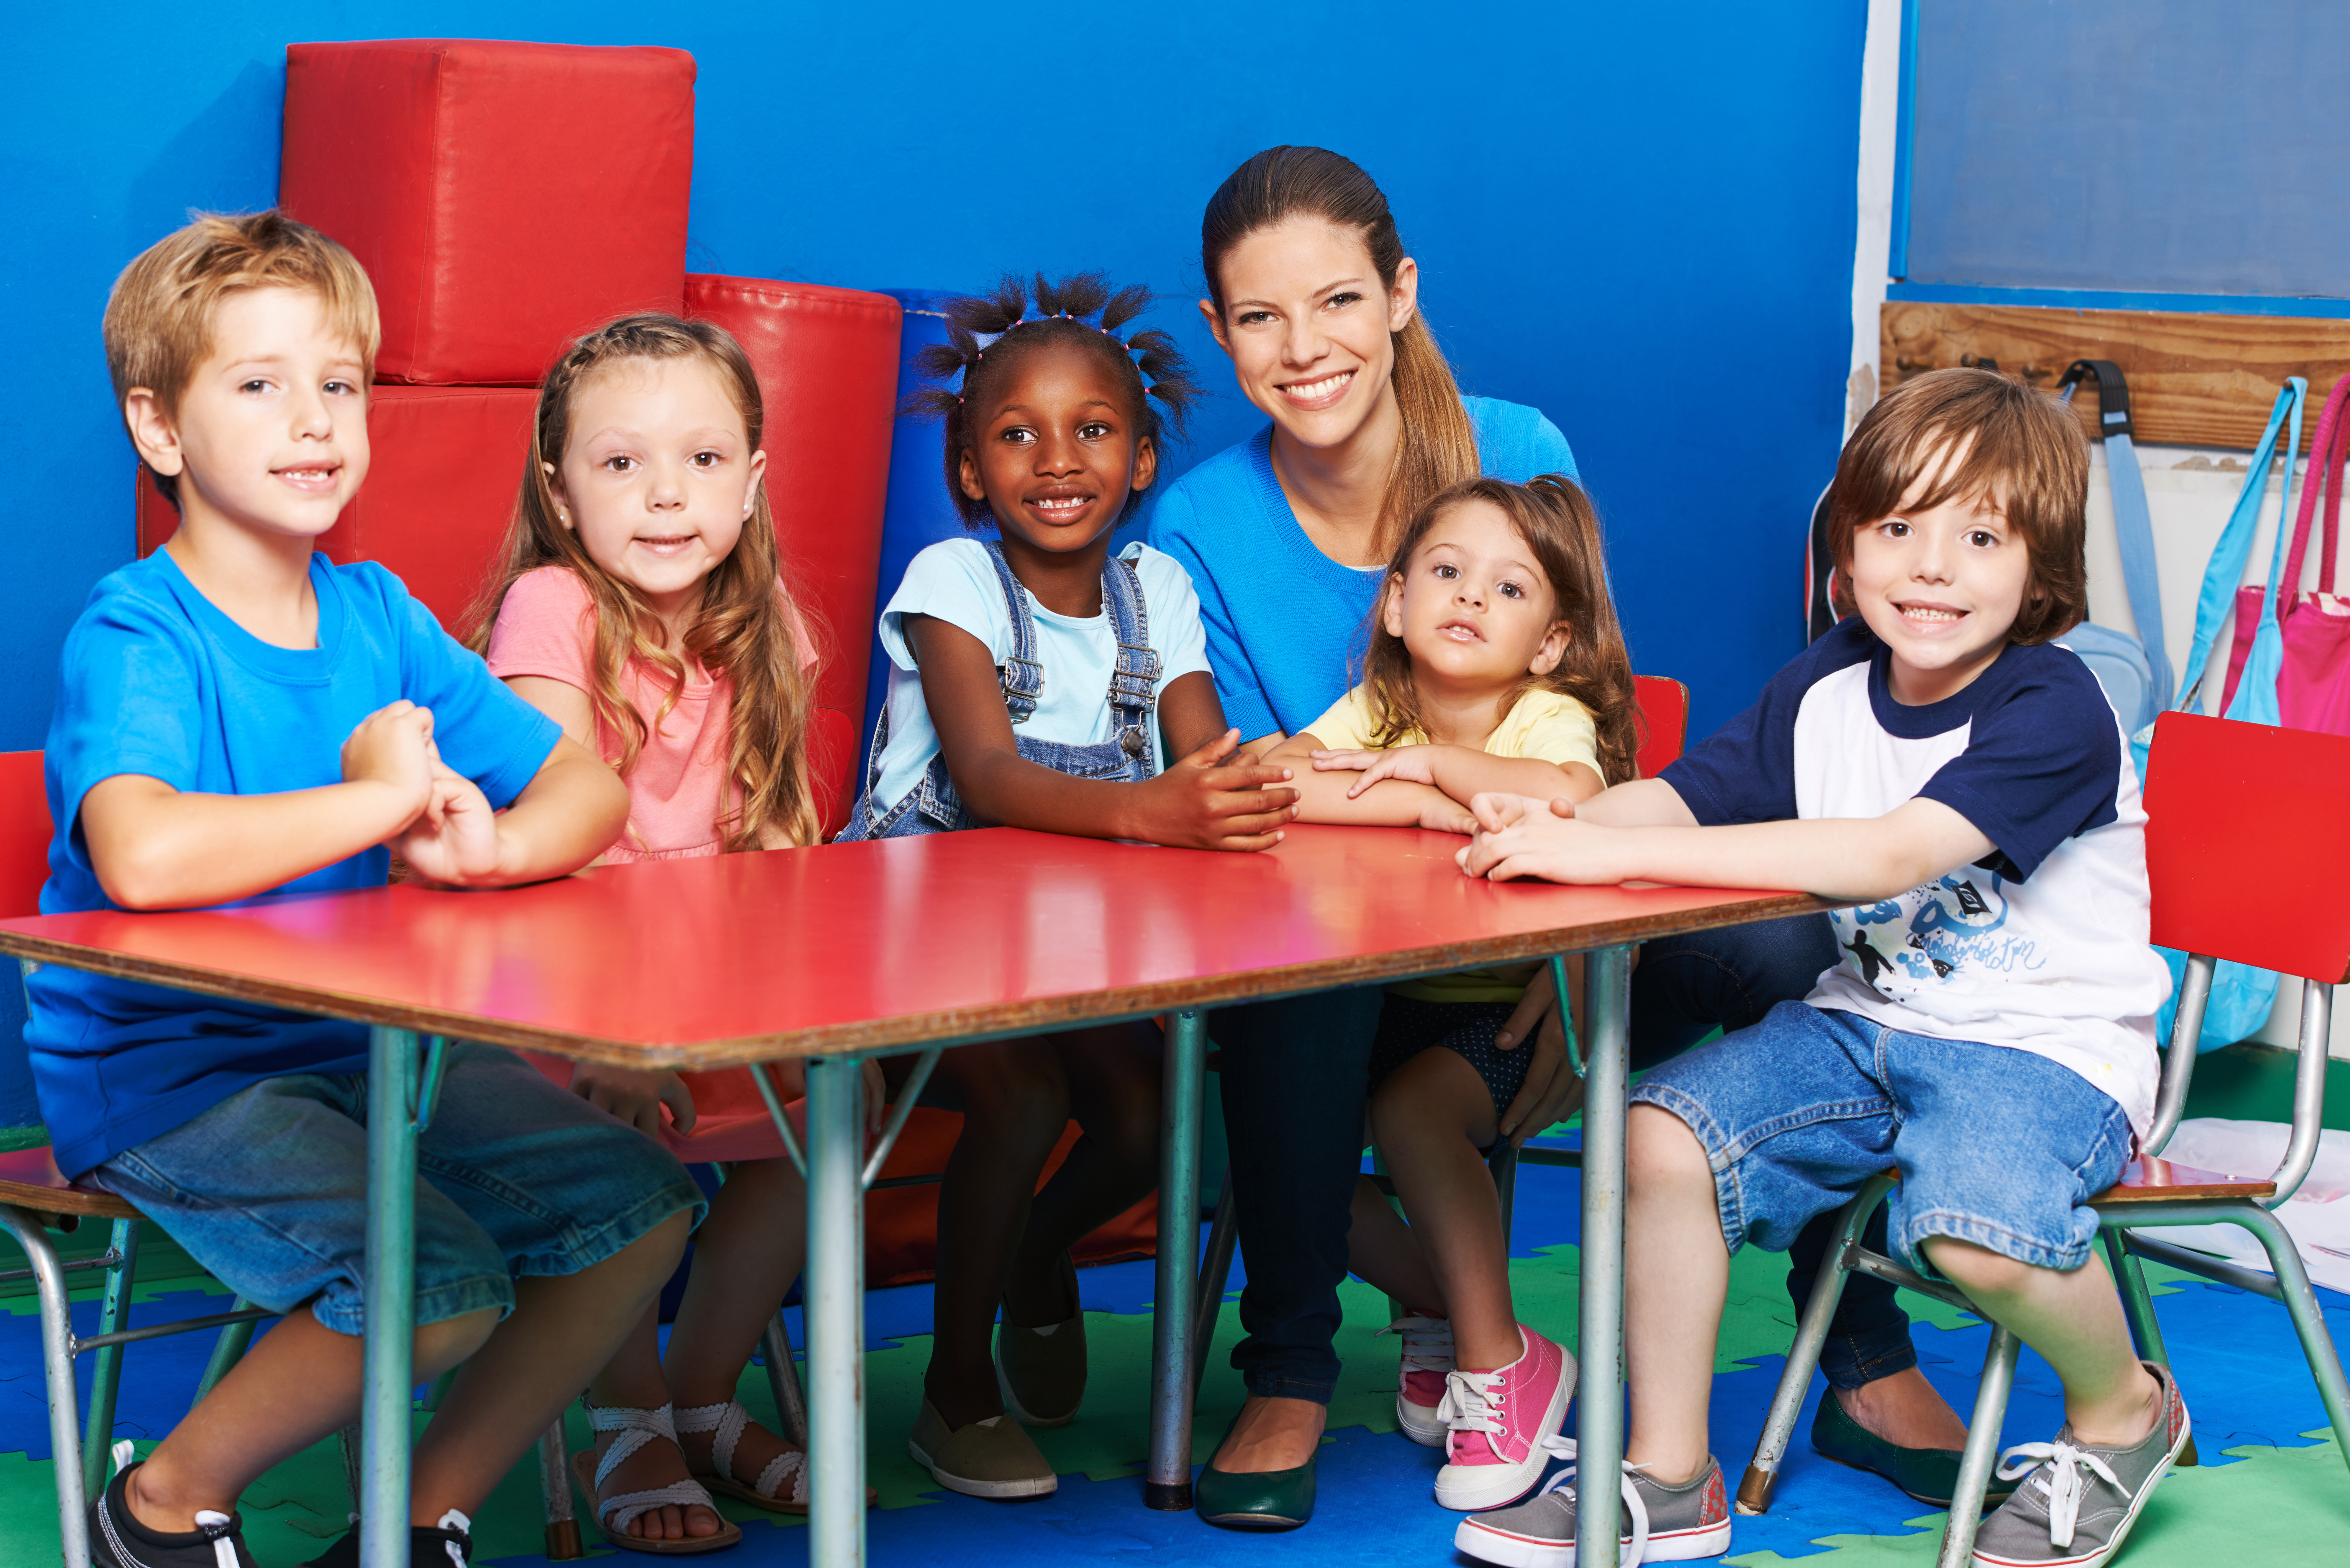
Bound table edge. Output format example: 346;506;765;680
0;891;1830;1066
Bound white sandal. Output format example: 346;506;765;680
676;1400;814;1514
570;1401;743;1555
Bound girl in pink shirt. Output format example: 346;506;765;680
475;314;860;1552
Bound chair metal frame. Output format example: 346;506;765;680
1737;711;2350;1568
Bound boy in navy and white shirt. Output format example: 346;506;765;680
1453;369;2182;1568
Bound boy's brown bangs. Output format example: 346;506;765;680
1827;368;2090;645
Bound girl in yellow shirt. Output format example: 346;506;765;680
1267;474;1639;1512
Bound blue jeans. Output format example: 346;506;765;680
1635;1003;2132;1271
1217;914;1900;1403
94;1043;704;1334
1634;915;1916;1389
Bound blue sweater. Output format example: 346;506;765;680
1147;397;1576;740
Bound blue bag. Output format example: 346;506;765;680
2132;378;2307;1050
2058;361;2168;733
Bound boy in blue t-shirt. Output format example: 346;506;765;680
39;212;701;1568
1453;370;2183;1568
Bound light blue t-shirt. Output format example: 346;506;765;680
1147;396;1575;741
867;538;1212;812
28;551;561;1176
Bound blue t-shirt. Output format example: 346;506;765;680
1147;396;1575;740
1660;617;2170;1134
28;551;562;1176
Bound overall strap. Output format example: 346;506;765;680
980;541;1046;723
1099;553;1162;761
2058;360;2173;703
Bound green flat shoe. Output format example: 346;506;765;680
1193;1415;1316;1530
1809;1389;2016;1509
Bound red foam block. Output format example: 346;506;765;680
281;39;694;385
685;275;900;836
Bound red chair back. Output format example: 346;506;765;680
1634;675;1690;778
0;751;50;920
2144;711;2350;983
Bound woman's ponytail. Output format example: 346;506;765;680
1381;313;1481;558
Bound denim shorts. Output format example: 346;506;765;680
93;1042;705;1335
1631;1003;2132;1273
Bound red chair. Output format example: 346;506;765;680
1737;711;2350;1560
0;752;285;1565
1633;673;1689;781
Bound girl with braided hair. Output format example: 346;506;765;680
841;271;1297;1499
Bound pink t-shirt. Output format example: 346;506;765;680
485;566;815;862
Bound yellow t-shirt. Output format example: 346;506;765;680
1299;684;1605;1006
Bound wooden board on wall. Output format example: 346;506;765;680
1880;301;2350;449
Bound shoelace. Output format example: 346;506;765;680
1532;1436;1653;1568
1996;1440;2119;1550
1436;1367;1506;1436
1377;1314;1455;1378
112;1443;241;1568
433;1508;473;1568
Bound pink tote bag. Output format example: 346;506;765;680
2224;372;2350;730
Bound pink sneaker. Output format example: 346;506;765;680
1381;1312;1455;1446
1434;1325;1576;1511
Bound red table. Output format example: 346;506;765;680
0;825;1819;1568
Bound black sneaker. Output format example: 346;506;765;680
88;1459;257;1568
300;1508;474;1568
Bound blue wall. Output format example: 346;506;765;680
7;3;1863;748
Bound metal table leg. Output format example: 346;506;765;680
1146;1009;1208;1510
1576;947;1632;1568
361;1026;421;1568
803;1056;867;1568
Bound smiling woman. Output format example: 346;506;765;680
1143;144;1581;1533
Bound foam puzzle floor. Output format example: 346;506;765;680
5;1159;2345;1565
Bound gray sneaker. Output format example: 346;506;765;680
1970;1361;2190;1568
1454;1441;1731;1567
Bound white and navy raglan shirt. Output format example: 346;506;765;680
1660;618;2173;1135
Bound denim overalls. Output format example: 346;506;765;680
837;542;1163;840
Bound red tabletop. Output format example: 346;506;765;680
0;825;1822;1067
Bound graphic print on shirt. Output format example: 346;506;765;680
1838;870;2042;1000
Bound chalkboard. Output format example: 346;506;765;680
1905;2;2350;299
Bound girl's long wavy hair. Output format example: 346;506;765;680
1201;146;1483;561
1357;475;1642;785
466;314;821;851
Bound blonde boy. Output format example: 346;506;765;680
36;211;695;1568
1454;369;2182;1568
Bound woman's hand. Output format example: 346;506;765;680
572;1063;698;1138
1126;729;1298;851
1311;744;1435;796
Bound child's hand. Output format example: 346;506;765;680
572;1063;698;1138
1130;729;1298;851
341;700;439;824
763;1058;889;1135
393;760;504;884
1458;795;1599;882
1311;744;1435;797
1421;799;1478;835
1466;791;1572;835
